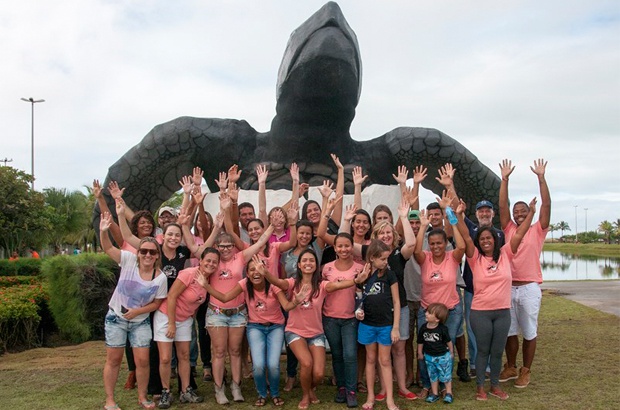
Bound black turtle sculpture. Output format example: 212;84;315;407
96;1;499;225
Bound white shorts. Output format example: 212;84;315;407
508;282;541;340
153;310;194;342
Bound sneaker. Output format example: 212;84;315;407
230;381;245;402
443;393;453;404
499;363;518;382
457;359;471;382
180;386;204;403
158;389;172;409
514;367;530;388
214;383;229;405
425;394;440;403
346;391;358;408
335;387;346;403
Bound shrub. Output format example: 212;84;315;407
0;283;48;352
0;258;42;277
43;253;118;343
0;260;18;277
0;276;40;288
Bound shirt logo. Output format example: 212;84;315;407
163;265;177;278
255;300;266;310
429;271;443;282
219;269;233;279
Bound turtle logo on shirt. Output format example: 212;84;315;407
487;264;498;273
219;269;233;279
255;300;266;311
162;265;178;278
429;271;443;282
300;300;312;309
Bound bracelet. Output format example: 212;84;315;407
323;215;331;220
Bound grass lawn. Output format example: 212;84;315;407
1;290;619;410
544;242;620;258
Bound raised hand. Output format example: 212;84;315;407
343;204;358;222
270;208;285;226
252;254;269;276
228;164;242;183
290;162;300;182
115;198;126;215
99;211;112;231
219;192;232;210
456;199;467;215
436;189;455;210
295;284;311;304
92;179;103;198
192;187;205;204
108;181;125;199
352;166;368;186
435;163;455;187
256;164;268;184
499;159;515;180
177;208;191;226
179;175;193;195
397;197;409;219
404;186;419;209
287;202;299;224
357;263;371;283
330;153;344;170
214;212;225;229
392;165;408;185
227;182;239;203
298;183;309;197
528;197;538;214
318;180;334;198
418;209;429;226
326;195;343;213
192;167;204;186
215;171;228;191
530;158;547;177
413;165;428;184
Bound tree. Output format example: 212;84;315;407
549;223;558;241
0;167;50;255
557;221;570;240
43;188;91;253
598;220;613;244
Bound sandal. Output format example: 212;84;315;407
361;402;374;410
272;397;285;406
104;405;121;410
203;367;213;382
357;381;367;393
476;391;488;401
388;406;400;410
298;401;309;410
138;399;156;409
255;397;267;407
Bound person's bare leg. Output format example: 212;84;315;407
364;343;377;407
103;347;124;407
228;327;246;385
392;340;412;395
208;327;228;387
309;345;326;403
505;336;519;367
289;339;313;409
378;344;396;409
522;337;536;369
176;341;191;392
157;342;173;390
133;347;151;403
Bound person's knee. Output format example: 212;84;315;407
298;357;313;369
106;355;124;368
134;355;150;368
378;355;391;368
212;345;227;359
312;369;324;385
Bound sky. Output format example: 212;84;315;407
1;0;619;233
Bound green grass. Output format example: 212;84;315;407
0;291;619;409
544;242;620;258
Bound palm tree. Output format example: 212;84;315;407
557;221;570;240
549;223;558;242
599;220;613;244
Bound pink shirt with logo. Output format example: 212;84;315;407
467;245;514;310
159;267;208;321
253;243;283;279
238;278;285;325
321;261;363;319
284;278;328;338
209;252;246;309
420;250;461;309
503;221;548;283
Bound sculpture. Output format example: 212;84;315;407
95;2;499;226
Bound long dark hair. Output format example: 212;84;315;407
130;210;156;237
245;258;269;301
350;209;372;240
474;226;501;263
294;248;321;299
301;200;320;220
248;218;270;257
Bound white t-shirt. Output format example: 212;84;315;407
108;251;168;322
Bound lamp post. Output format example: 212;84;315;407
20;97;45;190
574;205;578;243
584;208;588;237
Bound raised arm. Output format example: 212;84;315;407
499;159;515;229
183;212;224;256
277;203;299;253
254;254;290;291
289;162;300;210
435;163;458;207
392;165;409;200
317;195;342;247
241;224;274;263
116;198;141;250
455;200;475;258
450;205;466;262
204;282;244;303
352;166;367;210
411;165;427;211
256;164;269;226
219;192;246;251
414;210;429;265
99;212;121;263
93;179;124;246
397;197;417;260
330;154;345;226
108;181;134;222
530;159;551;230
278;283;310;311
510;197;537;253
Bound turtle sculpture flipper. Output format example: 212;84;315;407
95;1;500;229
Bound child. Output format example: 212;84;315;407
356;240;401;410
417;303;454;404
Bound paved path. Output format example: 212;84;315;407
541;280;620;317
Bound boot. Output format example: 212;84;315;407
214;383;230;405
230;380;245;402
457;359;472;382
123;370;136;389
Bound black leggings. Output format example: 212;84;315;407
470;309;510;387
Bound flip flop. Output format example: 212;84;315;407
272;396;285;406
138;400;156;409
104;405;121;410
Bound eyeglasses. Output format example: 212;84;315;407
217;244;234;250
138;249;158;256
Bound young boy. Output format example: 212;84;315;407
417;303;454;404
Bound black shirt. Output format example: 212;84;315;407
161;245;191;290
417;323;451;356
362;269;398;327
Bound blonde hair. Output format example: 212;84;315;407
371;221;400;250
137;237;162;270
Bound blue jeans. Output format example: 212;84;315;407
323;316;358;393
417;302;463;389
246;323;285;398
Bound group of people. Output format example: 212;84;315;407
99;155;551;410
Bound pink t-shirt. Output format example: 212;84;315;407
239;278;285;325
420;250;461;309
284;278;328;338
209;253;246;309
504;221;548;283
159;267;208;321
269;227;290;245
321;261;364;319
467;246;513;310
189;235;204;267
254;243;283;279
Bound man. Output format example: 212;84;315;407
498;159;551;388
462;200;505;377
237;202;256;244
403;210;422;388
156;206;177;235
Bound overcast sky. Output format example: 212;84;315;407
2;0;619;232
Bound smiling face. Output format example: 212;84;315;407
163;225;182;250
428;233;447;258
247;260;266;287
305;202;321;224
409;219;422;236
297;225;313;247
137;242;159;269
377;225;394;247
239;206;256;230
513;203;530;226
477;230;495;256
297;252;317;276
158;211;176;229
200;251;220;276
476;206;494;227
427;209;443;228
137;216;154;238
352;213;371;238
247;220;265;243
334;236;353;260
374;210;391;224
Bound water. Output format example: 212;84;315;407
541;251;620;281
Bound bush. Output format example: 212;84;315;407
0;283;48;352
0;258;42;277
43;253;118;343
0;276;40;288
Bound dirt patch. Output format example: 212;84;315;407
0;341;104;371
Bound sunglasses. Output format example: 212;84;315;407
138;248;158;256
217;244;234;250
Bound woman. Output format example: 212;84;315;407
100;212;167;410
204;255;306;407
456;198;536;401
265;249;368;410
153;248;220;407
413;194;466;397
321;233;364;406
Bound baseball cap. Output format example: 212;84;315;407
158;206;177;217
407;210;420;221
475;200;493;210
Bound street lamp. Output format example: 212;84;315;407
584;208;588;235
574;205;578;243
20;97;45;190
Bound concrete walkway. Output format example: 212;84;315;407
541;280;620;317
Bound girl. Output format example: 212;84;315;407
356;240;401;410
99;212;167;410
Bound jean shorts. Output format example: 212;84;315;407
104;308;152;348
357;322;393;346
153;310;194;342
206;307;247;328
285;331;326;348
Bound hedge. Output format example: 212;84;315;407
0;258;42;277
43;253;118;343
0;276;40;288
0;283;48;352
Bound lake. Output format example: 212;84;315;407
541;251;620;281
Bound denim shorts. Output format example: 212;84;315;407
206;306;248;328
357;322;393;346
153;310;194;342
424;351;453;383
104;308;152;348
285;331;326;348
